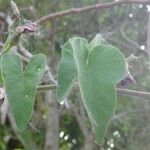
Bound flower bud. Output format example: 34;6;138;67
10;1;20;18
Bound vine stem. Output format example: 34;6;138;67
37;84;57;91
35;0;150;23
37;84;150;99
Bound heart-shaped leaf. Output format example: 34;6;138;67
1;52;46;131
70;38;125;143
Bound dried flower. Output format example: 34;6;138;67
119;62;136;87
16;22;37;34
119;71;135;86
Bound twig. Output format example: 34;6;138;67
116;88;150;99
35;0;150;23
37;84;57;91
37;84;150;99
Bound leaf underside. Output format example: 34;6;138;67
57;36;125;143
2;52;46;131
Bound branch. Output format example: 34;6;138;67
37;84;150;99
35;0;150;23
117;88;150;99
37;84;56;91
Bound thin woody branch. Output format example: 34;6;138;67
37;84;150;99
36;0;150;23
116;88;150;99
37;84;57;91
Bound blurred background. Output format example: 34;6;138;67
0;0;150;150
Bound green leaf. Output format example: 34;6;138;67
57;37;88;102
2;52;46;131
57;36;125;143
70;38;125;143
